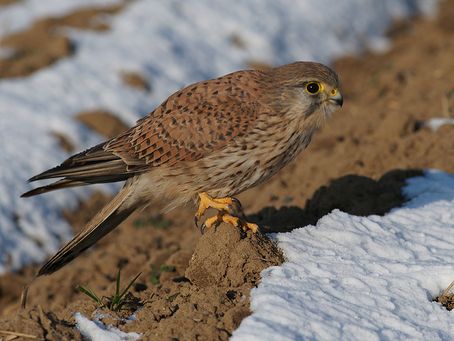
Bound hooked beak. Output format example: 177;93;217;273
329;89;343;107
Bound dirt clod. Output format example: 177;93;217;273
75;110;130;138
186;224;283;288
50;131;76;153
121;71;152;92
434;280;454;311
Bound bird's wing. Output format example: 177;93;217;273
25;70;266;191
107;71;264;169
22;140;135;197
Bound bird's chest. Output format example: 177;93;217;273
199;121;314;196
254;131;311;180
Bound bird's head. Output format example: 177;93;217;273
264;61;343;123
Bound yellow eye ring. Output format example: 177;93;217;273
305;82;323;94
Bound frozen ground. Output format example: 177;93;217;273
233;170;454;341
0;0;439;271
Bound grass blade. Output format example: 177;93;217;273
78;286;101;304
119;272;142;299
116;268;121;298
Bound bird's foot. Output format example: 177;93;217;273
194;192;241;224
194;192;258;234
199;211;259;234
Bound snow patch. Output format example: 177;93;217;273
75;313;140;341
424;118;454;131
232;170;454;340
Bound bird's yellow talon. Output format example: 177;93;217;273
200;212;259;234
195;192;236;219
220;214;240;227
195;193;210;219
244;222;259;233
195;192;258;234
203;214;222;230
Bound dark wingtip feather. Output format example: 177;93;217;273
21;184;58;197
21;178;88;198
28;173;46;182
21;191;32;198
21;187;45;198
27;142;113;183
28;164;67;182
27;166;61;182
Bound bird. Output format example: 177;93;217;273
22;61;343;277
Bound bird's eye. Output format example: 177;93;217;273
306;82;321;94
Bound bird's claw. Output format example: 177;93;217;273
194;215;200;229
194;192;257;234
199;222;206;234
197;212;259;234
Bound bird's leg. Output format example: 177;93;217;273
195;192;240;223
202;212;259;234
195;192;259;234
195;192;233;218
221;214;258;233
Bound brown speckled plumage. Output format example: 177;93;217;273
23;61;343;276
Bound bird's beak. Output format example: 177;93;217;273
329;88;343;107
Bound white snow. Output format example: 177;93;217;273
75;313;141;341
232;170;454;341
0;0;439;271
424;118;454;131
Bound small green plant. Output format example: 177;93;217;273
78;269;141;311
149;265;160;285
160;264;176;273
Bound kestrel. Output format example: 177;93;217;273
23;61;343;276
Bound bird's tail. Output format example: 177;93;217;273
37;180;138;276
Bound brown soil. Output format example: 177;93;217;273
75;110;129;139
120;71;152;92
0;0;19;7
50;131;76;153
0;3;125;79
1;1;454;340
434;280;454;311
